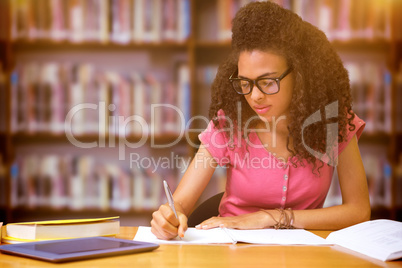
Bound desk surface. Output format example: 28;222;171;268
0;227;401;268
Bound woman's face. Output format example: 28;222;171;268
238;50;294;123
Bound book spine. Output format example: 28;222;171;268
197;65;218;119
162;0;177;41
132;166;145;210
10;71;19;133
177;63;190;129
97;166;110;211
118;76;133;136
0;158;5;207
99;0;110;43
132;0;145;42
217;0;231;41
395;156;402;207
162;82;178;133
69;0;84;43
111;0;132;44
177;0;190;42
152;0;162;42
146;74;162;135
0;68;5;133
50;0;67;41
396;66;402;133
10;161;19;208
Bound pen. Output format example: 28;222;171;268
163;180;182;239
221;226;237;245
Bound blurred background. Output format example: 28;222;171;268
0;0;401;226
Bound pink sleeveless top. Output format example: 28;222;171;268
198;111;365;216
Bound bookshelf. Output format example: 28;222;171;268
0;0;401;225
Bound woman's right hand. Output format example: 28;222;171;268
150;203;188;240
150;145;216;240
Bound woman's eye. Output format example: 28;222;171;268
240;81;250;89
260;80;275;88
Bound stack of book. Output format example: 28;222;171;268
2;216;120;244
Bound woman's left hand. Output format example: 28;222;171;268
196;211;272;230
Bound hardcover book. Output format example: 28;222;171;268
4;216;120;243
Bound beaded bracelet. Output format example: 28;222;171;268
261;208;295;229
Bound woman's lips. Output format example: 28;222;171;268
253;105;271;114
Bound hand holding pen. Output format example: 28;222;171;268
162;180;186;239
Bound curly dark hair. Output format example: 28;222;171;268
208;1;355;173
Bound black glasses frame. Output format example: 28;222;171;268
229;67;293;95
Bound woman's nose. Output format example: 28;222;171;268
249;84;264;100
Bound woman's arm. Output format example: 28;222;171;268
197;135;371;230
150;144;217;239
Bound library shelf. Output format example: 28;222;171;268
330;39;391;52
10;133;189;146
195;41;231;49
359;133;391;145
193;39;392;52
371;205;393;220
11;40;190;51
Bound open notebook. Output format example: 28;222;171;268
135;220;402;261
134;227;331;245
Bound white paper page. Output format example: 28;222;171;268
326;220;402;261
134;226;331;245
227;228;332;245
134;226;232;244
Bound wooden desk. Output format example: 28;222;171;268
1;227;401;267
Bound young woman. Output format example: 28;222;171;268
151;1;370;240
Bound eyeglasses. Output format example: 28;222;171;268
229;67;293;95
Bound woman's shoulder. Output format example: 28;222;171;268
338;112;365;154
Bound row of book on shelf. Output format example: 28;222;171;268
4;60;396;136
344;61;392;134
214;0;392;42
8;62;190;135
3;150;400;213
2;153;227;212
8;0;190;43
6;154;180;211
325;148;400;208
6;0;394;44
